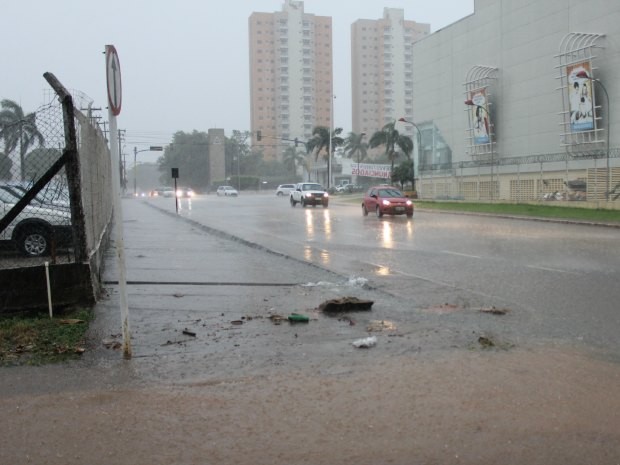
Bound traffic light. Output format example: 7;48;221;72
256;130;262;141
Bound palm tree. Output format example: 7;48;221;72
282;146;305;176
305;126;344;183
0;99;45;180
368;121;413;174
344;132;369;175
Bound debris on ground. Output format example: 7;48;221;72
339;316;355;326
182;329;196;337
102;336;122;350
478;336;495;348
480;306;509;315
269;314;286;325
352;336;377;348
288;313;309;323
319;297;374;313
230;320;243;326
366;320;397;332
420;303;462;314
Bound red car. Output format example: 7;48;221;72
362;186;414;218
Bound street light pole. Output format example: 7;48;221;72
398;118;421;192
133;146;164;196
464;100;494;200
576;71;611;201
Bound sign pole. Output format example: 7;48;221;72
105;44;131;359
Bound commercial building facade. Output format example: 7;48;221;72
249;1;332;161
410;0;620;202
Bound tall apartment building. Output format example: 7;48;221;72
249;1;333;161
351;8;430;140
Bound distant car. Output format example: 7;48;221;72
362;186;413;218
290;182;328;208
150;186;175;197
216;186;238;197
176;187;194;198
276;184;296;196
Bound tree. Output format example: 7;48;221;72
0;153;12;180
391;160;414;190
344;132;369;174
368;121;413;174
305;126;344;182
0;99;45;180
23;148;62;180
282;146;305;176
157;130;209;189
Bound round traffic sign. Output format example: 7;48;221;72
106;45;122;116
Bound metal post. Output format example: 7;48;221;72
133;146;137;197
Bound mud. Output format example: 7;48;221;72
1;347;619;465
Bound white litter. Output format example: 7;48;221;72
347;276;369;288
352;336;377;348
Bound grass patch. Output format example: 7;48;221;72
414;201;620;223
0;307;92;366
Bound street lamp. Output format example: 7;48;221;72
357;132;366;185
133;146;164;196
398;118;421;192
328;94;336;189
464;99;495;200
575;70;611;201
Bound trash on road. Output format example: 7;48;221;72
366;320;396;332
319;297;374;313
352;336;377;348
182;329;197;337
480;306;509;315
288;313;310;323
230;320;244;326
478;336;495;348
269;314;286;325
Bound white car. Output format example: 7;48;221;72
289;182;329;208
276;184;296;196
216;186;239;197
0;189;72;256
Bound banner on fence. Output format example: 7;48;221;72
349;163;392;179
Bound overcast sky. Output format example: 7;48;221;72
2;0;473;162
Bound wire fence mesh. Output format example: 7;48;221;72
0;100;75;267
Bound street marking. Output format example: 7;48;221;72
526;265;577;274
441;250;482;259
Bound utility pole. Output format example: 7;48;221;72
118;129;126;191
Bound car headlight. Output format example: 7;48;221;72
382;199;391;206
324;192;329;197
406;200;412;206
305;193;313;198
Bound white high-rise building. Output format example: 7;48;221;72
351;8;430;139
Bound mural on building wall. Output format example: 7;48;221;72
469;88;490;145
567;61;595;132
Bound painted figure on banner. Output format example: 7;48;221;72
470;89;490;145
567;61;594;132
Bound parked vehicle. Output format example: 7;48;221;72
362;186;413;218
0;189;73;256
276;184;296;196
290;182;329;208
216;186;239;197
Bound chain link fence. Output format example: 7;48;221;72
1;73;113;310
